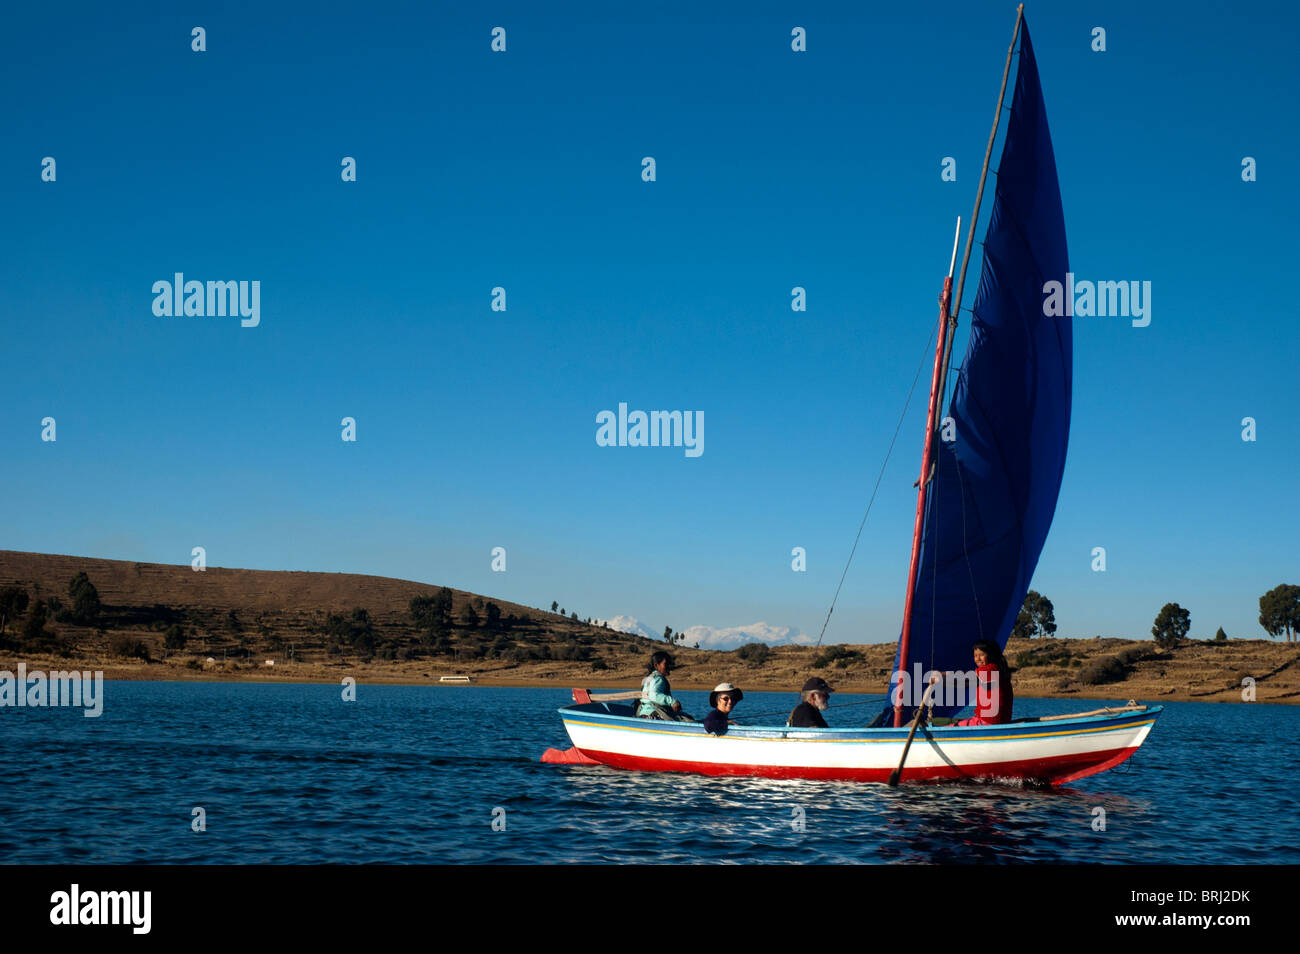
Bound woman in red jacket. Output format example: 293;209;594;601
953;640;1014;726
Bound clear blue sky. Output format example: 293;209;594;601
2;1;1296;644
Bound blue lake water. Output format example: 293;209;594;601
1;682;1295;864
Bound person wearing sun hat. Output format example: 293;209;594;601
702;683;744;734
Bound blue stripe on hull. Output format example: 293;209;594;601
559;703;1163;745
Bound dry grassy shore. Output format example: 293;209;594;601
2;550;1297;705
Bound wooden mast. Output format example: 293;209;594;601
893;223;958;727
892;5;1025;728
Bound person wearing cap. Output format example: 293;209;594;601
788;677;833;728
702;683;743;734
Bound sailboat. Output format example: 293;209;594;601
545;7;1162;785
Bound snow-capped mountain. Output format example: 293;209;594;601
594;616;814;651
676;622;816;651
591;615;660;640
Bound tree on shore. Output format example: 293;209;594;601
65;572;102;625
484;602;504;631
410;589;454;632
22;599;51;643
324;607;376;659
1152;603;1190;649
108;635;149;661
551;601;558;613
1214;626;1227;642
0;586;30;635
164;624;188;651
1012;590;1057;638
1258;584;1300;643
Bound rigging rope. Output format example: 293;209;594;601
813;321;940;648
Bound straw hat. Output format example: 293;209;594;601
709;683;744;708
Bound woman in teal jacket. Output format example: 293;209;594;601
637;651;686;719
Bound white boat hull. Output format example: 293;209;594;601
558;703;1161;785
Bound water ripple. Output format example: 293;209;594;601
2;684;1298;863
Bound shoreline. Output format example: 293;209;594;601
1;655;1286;706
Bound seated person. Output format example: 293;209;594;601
637;651;691;720
787;677;833;728
702;683;743;734
935;641;1014;726
955;641;1013;725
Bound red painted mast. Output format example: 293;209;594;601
894;221;959;726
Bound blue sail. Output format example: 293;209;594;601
882;21;1071;723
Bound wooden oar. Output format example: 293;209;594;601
888;680;938;787
586;690;643;702
1034;704;1145;722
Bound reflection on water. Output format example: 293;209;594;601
547;767;1147;864
0;684;1295;863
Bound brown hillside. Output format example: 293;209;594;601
0;549;704;680
1;549;533;616
1;550;1296;705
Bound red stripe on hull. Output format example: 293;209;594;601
578;745;1141;786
